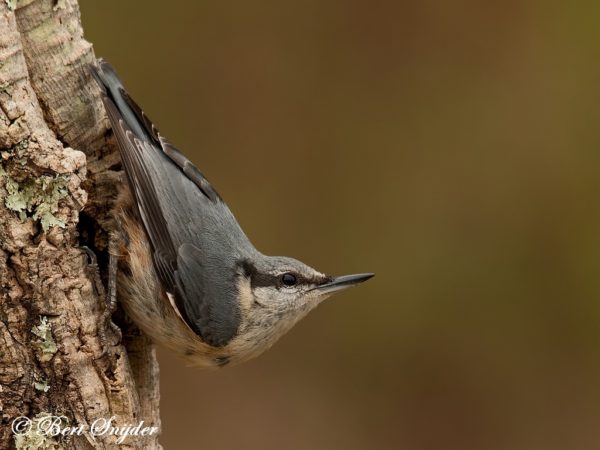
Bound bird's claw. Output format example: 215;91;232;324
81;245;121;359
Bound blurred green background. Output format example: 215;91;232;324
80;1;600;449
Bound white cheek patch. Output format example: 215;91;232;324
254;286;299;307
237;277;254;311
253;286;274;307
254;285;305;310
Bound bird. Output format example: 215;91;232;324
90;59;373;368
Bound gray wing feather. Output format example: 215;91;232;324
92;60;245;347
119;85;220;202
176;244;240;347
103;99;178;288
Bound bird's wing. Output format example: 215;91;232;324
102;99;178;288
118;88;222;202
92;60;242;347
175;244;241;347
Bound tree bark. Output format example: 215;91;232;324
0;1;161;448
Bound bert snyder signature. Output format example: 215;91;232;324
12;415;159;444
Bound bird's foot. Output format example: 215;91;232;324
82;246;122;358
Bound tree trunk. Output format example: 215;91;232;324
0;1;161;448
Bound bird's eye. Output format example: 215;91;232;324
281;273;297;286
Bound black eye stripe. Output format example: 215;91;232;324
240;260;274;288
239;259;322;289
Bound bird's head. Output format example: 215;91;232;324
230;254;373;361
241;255;373;312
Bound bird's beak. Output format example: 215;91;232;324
315;273;374;295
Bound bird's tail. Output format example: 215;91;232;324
90;59;156;144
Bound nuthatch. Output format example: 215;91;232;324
90;60;373;368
